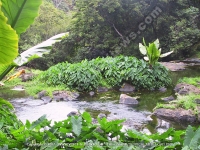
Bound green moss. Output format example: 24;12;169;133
178;77;200;87
155;94;200;115
174;94;200;113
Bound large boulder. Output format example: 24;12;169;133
153;108;199;124
174;83;200;95
119;83;135;92
119;94;139;105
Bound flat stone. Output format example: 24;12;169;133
12;98;27;103
119;83;135;92
97;87;108;93
11;85;25;91
119;94;139;105
89;91;95;96
41;96;52;104
23;100;44;106
161;96;175;102
158;87;167;93
161;62;187;71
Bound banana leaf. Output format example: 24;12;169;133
0;33;68;81
0;1;18;65
1;0;42;35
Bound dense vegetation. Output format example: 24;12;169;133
39;56;171;91
26;0;200;69
1;98;200;150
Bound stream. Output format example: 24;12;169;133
0;64;200;134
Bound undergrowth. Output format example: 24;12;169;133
155;94;200;115
1;70;67;98
178;77;200;87
39;56;172;91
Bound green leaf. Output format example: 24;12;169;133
14;33;68;66
154;39;160;49
25;120;31;129
93;132;108;142
71;116;82;136
1;0;42;35
183;125;195;147
160;51;174;58
139;43;147;55
0;98;13;109
82;112;92;123
189;127;200;149
0;1;18;65
30;115;47;130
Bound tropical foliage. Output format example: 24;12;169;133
0;0;42;80
30;0;200;70
19;0;71;52
139;38;173;66
0;0;68;82
39;56;171;91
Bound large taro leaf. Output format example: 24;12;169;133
1;0;42;35
0;33;68;81
14;33;68;66
0;1;18;65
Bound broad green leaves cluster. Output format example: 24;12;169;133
0;0;42;81
0;0;68;82
1;98;200;149
139;38;173;66
39;56;171;91
0;1;18;64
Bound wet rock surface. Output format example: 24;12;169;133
10;98;151;130
161;95;175;102
119;83;135;92
182;58;200;64
174;83;200;95
153;108;199;124
97;87;108;93
52;91;79;101
161;62;187;71
119;94;139;105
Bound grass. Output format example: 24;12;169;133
0;69;69;98
178;77;200;87
155;94;200;115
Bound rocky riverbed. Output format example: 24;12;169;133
1;60;200;133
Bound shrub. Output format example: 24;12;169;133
39;56;172;91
